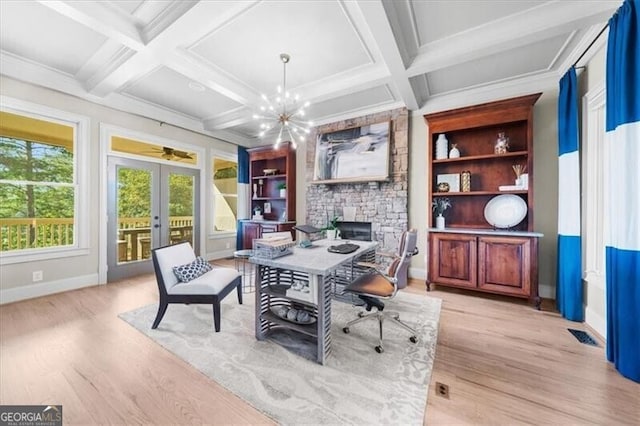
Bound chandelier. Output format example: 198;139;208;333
253;53;312;149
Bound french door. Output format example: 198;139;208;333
107;157;200;282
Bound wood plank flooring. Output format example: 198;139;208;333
1;269;638;425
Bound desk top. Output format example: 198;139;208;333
250;239;378;275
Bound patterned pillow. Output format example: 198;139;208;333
172;256;213;283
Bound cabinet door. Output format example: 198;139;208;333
243;222;261;249
478;236;531;296
429;233;477;288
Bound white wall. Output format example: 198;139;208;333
0;76;237;302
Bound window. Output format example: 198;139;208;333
0;98;88;260
212;156;237;232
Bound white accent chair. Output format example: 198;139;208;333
151;242;242;332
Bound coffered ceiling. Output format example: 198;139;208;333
0;1;620;147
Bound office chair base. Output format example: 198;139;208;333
343;309;418;352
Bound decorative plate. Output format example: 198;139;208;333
484;194;527;228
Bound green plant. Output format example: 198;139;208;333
323;215;339;231
277;182;287;190
432;197;451;216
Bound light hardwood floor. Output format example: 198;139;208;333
1;269;638;425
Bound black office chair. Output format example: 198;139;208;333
342;229;419;353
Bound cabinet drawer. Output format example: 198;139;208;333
261;225;277;234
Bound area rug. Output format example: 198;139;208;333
119;291;441;425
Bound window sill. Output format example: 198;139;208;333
0;247;90;265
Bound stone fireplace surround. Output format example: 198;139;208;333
305;107;409;255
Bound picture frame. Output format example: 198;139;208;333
312;121;390;184
437;173;460;192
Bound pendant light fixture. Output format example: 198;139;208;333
253;53;312;149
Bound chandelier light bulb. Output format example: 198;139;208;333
253;114;259;119
277;85;282;93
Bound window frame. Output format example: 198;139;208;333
0;96;90;265
210;150;238;238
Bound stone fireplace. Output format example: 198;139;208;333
305;107;409;254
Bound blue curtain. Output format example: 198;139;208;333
236;146;250;250
556;67;583;321
605;0;640;383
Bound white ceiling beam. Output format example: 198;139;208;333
352;0;419;110
407;0;620;77
37;0;145;51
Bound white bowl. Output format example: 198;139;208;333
484;194;527;228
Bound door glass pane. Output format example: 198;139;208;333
117;167;152;263
168;173;193;246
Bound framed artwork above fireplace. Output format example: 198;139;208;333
312;121;390;184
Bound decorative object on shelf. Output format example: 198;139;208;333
520;173;529;189
461;170;471;192
437;173;460;192
264;202;271;214
278;182;287;198
435;134;448;160
253;54;313;150
512;164;527;187
258;178;264;197
252;206;263;220
495;132;510;154
437;182;450;192
253;183;258;199
263;168;278;176
449;143;460;158
432;197;451;230
483;194;527;229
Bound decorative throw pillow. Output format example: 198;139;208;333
172;256;213;283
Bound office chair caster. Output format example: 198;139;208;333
409;336;418;343
375;345;384;353
343;327;350;333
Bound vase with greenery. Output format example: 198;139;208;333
432;197;451;229
277;182;287;198
323;215;340;239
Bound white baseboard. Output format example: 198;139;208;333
409;267;427;281
206;249;235;261
0;273;100;305
538;283;554;299
585;305;606;340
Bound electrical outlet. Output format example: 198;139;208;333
435;382;449;399
32;270;43;282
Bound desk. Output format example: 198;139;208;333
250;239;377;364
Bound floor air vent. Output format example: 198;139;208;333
568;328;598;346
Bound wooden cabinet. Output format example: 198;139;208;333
248;142;296;222
240;142;297;249
241;221;296;249
430;232;540;306
425;94;542;308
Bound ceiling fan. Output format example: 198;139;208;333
144;146;194;160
